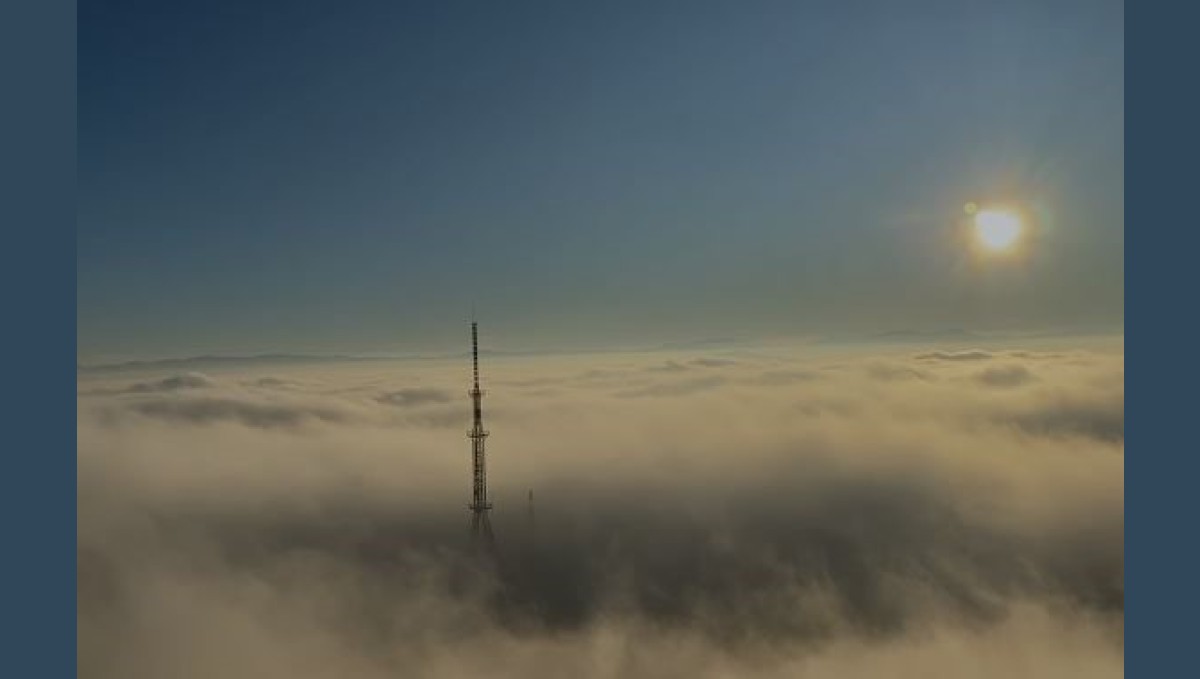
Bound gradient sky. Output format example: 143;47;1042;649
79;0;1123;362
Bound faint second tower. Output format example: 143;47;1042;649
467;322;495;551
527;489;536;551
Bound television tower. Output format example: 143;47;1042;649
467;321;495;551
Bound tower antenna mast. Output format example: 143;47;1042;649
468;321;495;550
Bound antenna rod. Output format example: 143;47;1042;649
472;322;481;391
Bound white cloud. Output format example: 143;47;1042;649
77;340;1124;678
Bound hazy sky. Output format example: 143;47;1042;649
79;0;1123;362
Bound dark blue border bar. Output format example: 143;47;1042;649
1128;1;1199;677
0;0;76;676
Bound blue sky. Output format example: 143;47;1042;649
78;0;1123;362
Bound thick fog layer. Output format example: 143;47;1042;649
78;340;1124;678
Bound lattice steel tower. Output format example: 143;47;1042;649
467;322;495;550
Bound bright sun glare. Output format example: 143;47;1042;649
973;209;1023;252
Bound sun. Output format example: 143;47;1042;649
973;208;1023;252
